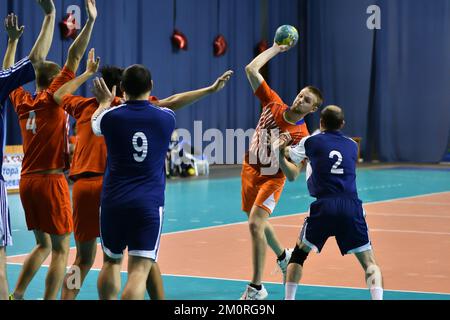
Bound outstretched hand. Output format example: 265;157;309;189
273;42;292;53
92;77;116;105
210;70;234;93
4;14;24;41
37;0;55;15
86;0;97;21
86;48;100;74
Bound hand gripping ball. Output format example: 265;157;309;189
274;25;299;47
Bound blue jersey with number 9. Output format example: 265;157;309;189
289;131;359;199
92;100;176;209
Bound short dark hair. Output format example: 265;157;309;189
100;65;124;97
121;64;152;97
35;61;61;89
321;105;345;131
306;86;324;108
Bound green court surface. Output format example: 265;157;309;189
6;167;450;300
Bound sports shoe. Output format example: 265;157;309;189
277;248;293;284
8;293;24;300
239;284;268;300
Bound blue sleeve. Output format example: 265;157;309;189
0;57;35;103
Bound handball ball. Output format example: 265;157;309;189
187;167;196;176
274;25;299;47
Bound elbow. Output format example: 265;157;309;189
245;65;256;76
287;175;297;182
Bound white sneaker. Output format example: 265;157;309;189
239;284;268;300
277;248;293;284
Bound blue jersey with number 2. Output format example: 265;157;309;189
289;131;359;199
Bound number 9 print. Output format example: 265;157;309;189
132;132;148;162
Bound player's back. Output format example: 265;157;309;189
305;131;358;198
99;100;176;209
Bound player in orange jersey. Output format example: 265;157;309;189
5;0;98;300
0;0;59;300
53;53;233;299
240;42;323;300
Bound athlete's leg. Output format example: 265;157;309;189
61;238;97;300
0;247;8;300
248;205;271;286
146;261;164;300
245;210;284;261
98;253;122;300
44;233;70;300
285;240;311;300
355;249;383;300
12;230;51;299
122;255;152;300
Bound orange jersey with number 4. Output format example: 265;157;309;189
9;66;75;175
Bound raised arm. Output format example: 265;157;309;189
65;0;97;73
53;48;100;105
28;0;56;66
155;70;233;111
245;43;290;93
3;14;24;69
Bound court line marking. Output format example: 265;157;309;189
5;262;449;297
271;224;450;236
161;190;450;236
396;201;450;206
6;190;450;259
367;213;450;219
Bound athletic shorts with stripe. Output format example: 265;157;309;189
19;174;73;235
72;176;102;242
241;160;286;214
299;196;372;256
0;180;12;247
100;206;164;261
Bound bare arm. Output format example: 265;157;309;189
245;43;290;93
279;148;302;182
274;135;303;182
155;70;233;111
2;14;24;69
28;0;56;66
65;0;97;73
54;48;100;105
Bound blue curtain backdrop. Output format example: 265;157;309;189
1;0;449;162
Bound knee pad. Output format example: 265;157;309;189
288;245;309;266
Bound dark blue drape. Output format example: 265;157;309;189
1;0;449;162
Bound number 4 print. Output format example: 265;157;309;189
26;111;37;134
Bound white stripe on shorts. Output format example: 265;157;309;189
128;206;164;261
0;180;12;247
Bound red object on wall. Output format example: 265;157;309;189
257;40;269;54
172;29;188;50
59;13;78;40
213;34;227;57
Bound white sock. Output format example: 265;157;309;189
285;282;298;300
370;287;383;300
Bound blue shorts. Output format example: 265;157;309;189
300;197;371;256
100;205;164;261
0;180;12;247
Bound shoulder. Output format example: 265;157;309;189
151;104;176;121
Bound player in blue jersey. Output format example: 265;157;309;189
90;65;229;299
0;1;56;300
277;105;384;300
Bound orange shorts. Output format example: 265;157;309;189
241;161;286;214
72;176;103;242
20;174;73;235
